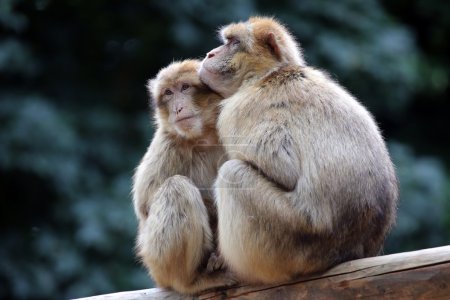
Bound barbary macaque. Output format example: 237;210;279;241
132;60;233;294
199;17;399;283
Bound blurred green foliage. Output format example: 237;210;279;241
0;0;449;299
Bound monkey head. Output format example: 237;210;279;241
199;17;305;97
148;60;222;139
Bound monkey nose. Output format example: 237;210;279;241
207;52;215;59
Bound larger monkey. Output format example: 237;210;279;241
199;17;398;283
133;60;233;294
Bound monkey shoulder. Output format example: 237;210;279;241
259;65;308;88
260;66;375;126
139;130;193;181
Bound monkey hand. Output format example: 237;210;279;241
206;251;227;273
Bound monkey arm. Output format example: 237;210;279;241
215;159;308;234
243;160;295;192
132;155;165;221
132;131;178;220
235;122;301;192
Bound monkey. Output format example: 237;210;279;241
132;60;234;295
198;17;399;284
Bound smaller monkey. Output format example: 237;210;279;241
132;60;233;295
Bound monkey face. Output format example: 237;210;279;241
199;32;243;98
199;17;305;98
148;60;222;139
159;82;204;138
199;20;274;97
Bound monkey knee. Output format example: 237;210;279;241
145;176;207;237
162;174;193;188
139;199;211;267
216;159;248;188
221;159;247;171
155;175;202;205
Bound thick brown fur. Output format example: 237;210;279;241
199;17;399;284
132;60;234;294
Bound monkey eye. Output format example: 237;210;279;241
181;83;190;91
226;37;240;46
164;89;173;96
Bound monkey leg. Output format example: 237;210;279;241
137;175;235;295
215;159;326;284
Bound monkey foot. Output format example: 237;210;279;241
207;252;226;273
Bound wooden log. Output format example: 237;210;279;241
74;245;450;300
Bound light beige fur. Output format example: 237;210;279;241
132;60;233;294
199;17;399;284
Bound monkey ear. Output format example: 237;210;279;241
146;79;156;94
266;32;282;61
146;79;158;108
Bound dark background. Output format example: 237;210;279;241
1;0;449;299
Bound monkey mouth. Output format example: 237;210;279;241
176;115;197;123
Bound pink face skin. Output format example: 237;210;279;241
198;37;243;98
161;82;203;138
